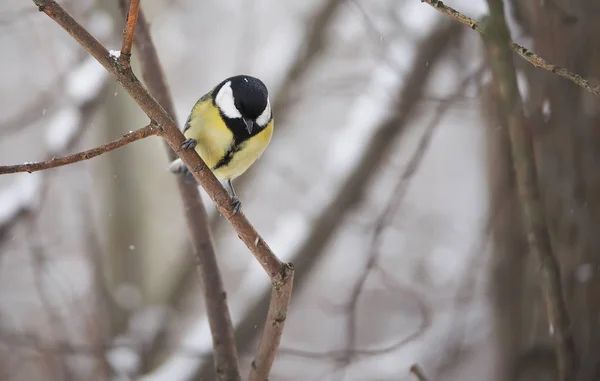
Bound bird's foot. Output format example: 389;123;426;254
181;138;197;150
231;197;242;216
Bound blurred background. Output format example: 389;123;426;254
1;0;599;380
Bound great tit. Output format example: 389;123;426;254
169;75;274;215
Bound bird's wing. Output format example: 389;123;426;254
183;90;213;133
182;114;192;133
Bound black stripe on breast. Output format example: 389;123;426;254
212;117;272;171
213;142;244;170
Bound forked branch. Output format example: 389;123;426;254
482;0;576;379
0;124;158;174
118;0;140;67
420;0;600;96
25;1;295;379
31;0;291;290
116;0;240;377
249;265;294;381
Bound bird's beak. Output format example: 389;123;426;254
243;118;253;134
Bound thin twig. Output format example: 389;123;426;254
0;81;106;246
248;266;295;381
119;0;140;66
196;19;463;380
420;0;600;96
30;1;294;379
1;80;110;379
273;0;344;116
31;0;289;285
116;0;241;377
279;280;430;360
342;65;483;367
0;49;88;135
79;198;116;378
0;123;158;174
482;1;576;379
410;364;430;381
26;220;76;381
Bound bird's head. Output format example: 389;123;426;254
213;75;272;136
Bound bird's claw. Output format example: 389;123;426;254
231;197;242;216
181;138;197;150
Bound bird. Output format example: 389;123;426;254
169;75;274;215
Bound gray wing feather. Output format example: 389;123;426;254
182;90;213;133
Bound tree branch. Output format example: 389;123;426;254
116;0;241;378
0;123;158;174
248;265;294;381
196;19;463;380
119;0;139;60
420;0;600;96
482;1;577;379
342;65;482;367
29;1;294;379
410;364;430;381
272;0;344;116
31;0;290;286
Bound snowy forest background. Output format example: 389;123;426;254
1;0;599;380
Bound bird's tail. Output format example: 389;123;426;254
168;158;188;174
168;159;199;184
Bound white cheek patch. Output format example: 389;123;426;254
256;98;271;127
215;81;242;119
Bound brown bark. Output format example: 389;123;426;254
487;1;600;380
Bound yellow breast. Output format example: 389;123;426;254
184;99;274;181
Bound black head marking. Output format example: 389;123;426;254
231;75;268;120
212;75;271;142
212;75;269;120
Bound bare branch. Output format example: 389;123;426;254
115;0;241;378
2;81;112;371
0;124;159;175
482;1;576;379
279;279;431;360
410;364;430;381
196;19;464;380
24;1;294;379
26;220;76;381
0;50;88;136
273;0;344;116
0;73;107;248
431;195;504;378
421;0;600;96
248;265;295;381
31;0;290;285
119;0;139;64
342;64;483;368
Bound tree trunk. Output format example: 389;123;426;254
487;1;600;380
